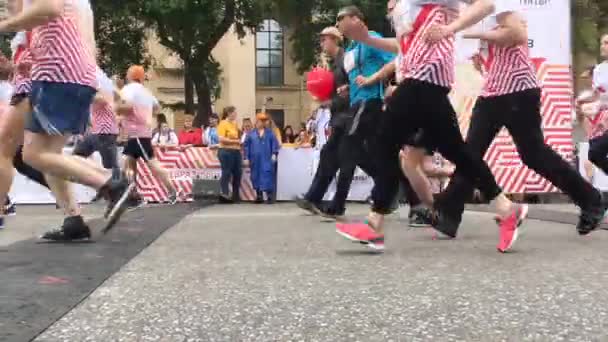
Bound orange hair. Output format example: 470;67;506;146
127;65;145;83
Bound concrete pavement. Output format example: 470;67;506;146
14;203;608;342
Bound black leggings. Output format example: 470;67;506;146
589;131;608;175
5;146;49;205
371;79;503;214
14;145;48;188
440;88;601;217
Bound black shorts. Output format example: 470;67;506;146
123;137;154;161
406;129;434;156
10;93;28;106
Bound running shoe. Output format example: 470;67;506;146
40;216;91;242
101;177;136;234
0;216;4;229
127;197;146;211
319;206;345;222
496;204;528;253
408;207;433;227
336;221;385;251
295;196;322;215
5;202;16;216
430;207;458;240
577;195;608;236
168;189;182;205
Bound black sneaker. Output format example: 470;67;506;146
577;195;608;236
295;196;321;215
265;192;275;205
218;194;234;204
431;207;460;239
318;206;345;222
127;197;146;211
255;191;264;204
40;216;91;241
100;177;136;234
408;207;433;227
5;202;16;216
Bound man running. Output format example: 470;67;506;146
73;67;120;172
434;4;607;243
337;0;523;252
118;65;180;204
0;0;133;239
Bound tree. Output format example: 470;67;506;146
139;0;268;127
91;0;149;77
271;0;390;74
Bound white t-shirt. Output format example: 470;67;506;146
120;82;159;138
313;107;331;149
593;62;608;106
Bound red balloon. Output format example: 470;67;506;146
306;67;334;101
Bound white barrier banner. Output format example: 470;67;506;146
9;148;99;204
276;147;374;201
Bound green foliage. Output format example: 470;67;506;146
271;0;390;74
0;33;13;58
139;0;269;123
91;0;148;77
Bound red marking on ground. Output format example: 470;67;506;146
38;276;69;285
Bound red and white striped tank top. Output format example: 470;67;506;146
90;69;118;135
478;38;540;97
11;31;33;95
30;0;96;88
398;4;460;88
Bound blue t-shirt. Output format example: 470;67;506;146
344;31;396;105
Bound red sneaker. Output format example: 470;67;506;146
497;205;528;253
336;221;385;251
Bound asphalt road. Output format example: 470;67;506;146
12;203;606;342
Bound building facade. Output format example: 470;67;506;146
147;20;314;132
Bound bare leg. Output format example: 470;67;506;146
0;101;29;214
44;173;81;217
147;159;176;193
400;147;434;207
22;132;110;189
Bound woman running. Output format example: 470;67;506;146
434;5;606;243
336;0;524;252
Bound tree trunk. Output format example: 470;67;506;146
183;62;195;115
192;71;212;128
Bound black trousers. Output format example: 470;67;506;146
371;79;503;214
73;133;119;169
305;100;420;214
439;88;600;218
589;131;608;175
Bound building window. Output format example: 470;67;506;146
256;19;283;86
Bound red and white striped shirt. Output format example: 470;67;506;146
398;1;472;88
30;0;96;88
478;30;539;97
11;31;33;95
90;69;118;135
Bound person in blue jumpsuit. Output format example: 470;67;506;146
244;114;280;203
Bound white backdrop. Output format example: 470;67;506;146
276;148;373;201
9;147;100;204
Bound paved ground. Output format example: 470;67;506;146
1;203;602;342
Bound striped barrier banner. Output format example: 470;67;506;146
136;147;256;203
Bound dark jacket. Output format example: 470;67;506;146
329;49;350;127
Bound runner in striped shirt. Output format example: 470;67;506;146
0;0;134;240
73;68;120;170
337;0;524;253
117;65;180;204
0;1;54;229
435;4;607;245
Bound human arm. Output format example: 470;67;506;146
0;0;63;32
462;11;527;47
217;122;241;146
425;0;496;43
347;24;400;54
356;61;396;87
151;133;162;146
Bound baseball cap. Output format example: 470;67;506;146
320;27;343;42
